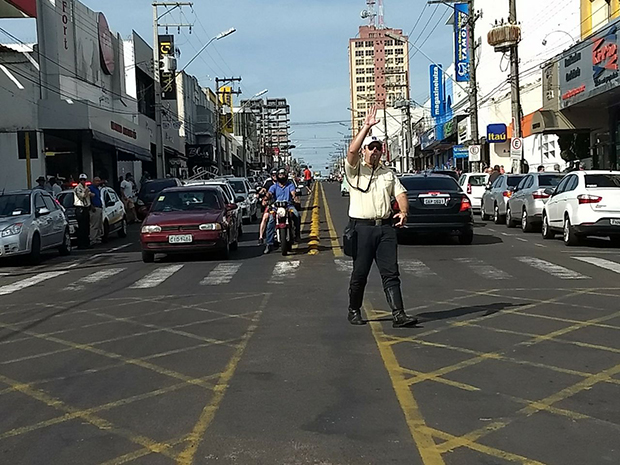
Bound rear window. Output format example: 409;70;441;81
538;174;564;187
507;176;524;187
401;177;460;192
468;175;487;186
139;180;178;202
585;174;620;188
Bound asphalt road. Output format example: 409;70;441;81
1;182;620;464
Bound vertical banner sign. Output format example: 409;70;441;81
219;86;234;134
158;35;176;100
454;3;470;82
430;64;443;117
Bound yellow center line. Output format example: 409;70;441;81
308;185;321;255
365;304;446;465
293;187;314;254
320;182;344;257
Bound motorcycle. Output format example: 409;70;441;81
272;200;295;256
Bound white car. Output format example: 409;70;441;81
185;179;243;236
223;177;259;223
458;173;489;212
541;170;620;246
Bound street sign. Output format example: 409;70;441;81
468;145;481;162
511;137;523;160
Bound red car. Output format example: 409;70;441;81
140;186;240;262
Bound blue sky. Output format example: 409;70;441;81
0;0;454;171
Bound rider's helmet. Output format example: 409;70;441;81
277;169;287;183
271;169;277;177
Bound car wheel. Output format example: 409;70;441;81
58;229;72;256
28;233;42;265
480;202;490;221
493;204;503;224
522;208;533;232
102;221;110;243
542;213;555;239
459;229;474;245
563;216;581;246
230;228;239;251
141;251;155;263
506;207;515;228
118;217;127;238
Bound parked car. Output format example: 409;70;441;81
136;178;182;220
0;189;71;263
397;174;474;245
541;171;620;246
57;187;127;242
186;179;243;237
458;173;489;212
480;174;525;224
140;186;240;262
505;172;564;231
219;177;258;223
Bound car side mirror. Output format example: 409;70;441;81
235;195;245;203
543;187;556;196
36;207;51;217
227;203;238;211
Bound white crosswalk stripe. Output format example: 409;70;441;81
0;271;68;296
129;265;184;289
65;268;126;291
573;256;620;274
517;257;589;279
335;259;353;273
455;258;511;280
401;259;437;278
201;263;242;285
268;261;300;284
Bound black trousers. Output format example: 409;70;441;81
348;220;401;311
75;206;90;248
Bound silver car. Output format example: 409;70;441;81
481;174;526;224
505;172;565;231
0;189;71;263
220;177;258;223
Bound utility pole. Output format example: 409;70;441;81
215;77;242;175
152;2;193;178
509;0;523;173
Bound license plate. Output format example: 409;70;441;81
69;225;75;234
424;198;446;205
611;219;620;226
168;234;193;244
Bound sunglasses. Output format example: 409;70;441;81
367;143;383;152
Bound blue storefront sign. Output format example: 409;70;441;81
454;3;470;82
487;123;508;143
430;64;444;117
453;145;469;158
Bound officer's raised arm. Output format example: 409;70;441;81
347;105;380;167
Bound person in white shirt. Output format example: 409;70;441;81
120;173;137;223
73;173;94;249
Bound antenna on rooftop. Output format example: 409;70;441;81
360;0;377;27
378;0;384;28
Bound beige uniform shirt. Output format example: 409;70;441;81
73;183;92;208
345;158;406;219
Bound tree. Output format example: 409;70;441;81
557;133;590;162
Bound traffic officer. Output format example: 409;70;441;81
345;105;417;328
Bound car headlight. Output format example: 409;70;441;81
199;223;222;231
141;225;162;233
1;223;23;237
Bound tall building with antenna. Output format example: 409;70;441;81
348;0;410;132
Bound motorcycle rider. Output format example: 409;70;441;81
264;168;300;254
258;170;278;245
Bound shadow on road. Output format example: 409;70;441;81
416;302;522;323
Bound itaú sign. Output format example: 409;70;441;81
486;123;508;143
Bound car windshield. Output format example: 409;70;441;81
139;180;177;202
57;192;75;209
228;180;246;194
538;174;564;187
0;194;31;217
401;177;460;191
152;190;221;212
468;175;487;186
585;174;620;188
507;176;524;187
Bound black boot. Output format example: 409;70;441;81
385;286;418;328
348;308;366;325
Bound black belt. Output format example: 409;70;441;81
351;217;392;226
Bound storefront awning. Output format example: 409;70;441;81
91;130;152;162
529;110;577;135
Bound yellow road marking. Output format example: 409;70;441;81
99;436;187;465
293;188;314;253
308;185;321;255
365;303;446;465
320;182;343;257
176;293;270;465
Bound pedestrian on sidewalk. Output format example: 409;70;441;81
343;105;418;328
74;174;94;249
89;177;104;245
120;173;137;223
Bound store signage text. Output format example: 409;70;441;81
60;0;69;50
562;84;586;100
592;29;618;87
486;123;507;143
454;3;470;82
159;35;177;100
110;121;137;139
430;64;443;118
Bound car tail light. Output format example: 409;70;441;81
577;194;602;204
460;196;472;212
532;189;550;200
502;190;513;198
467;183;472;194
